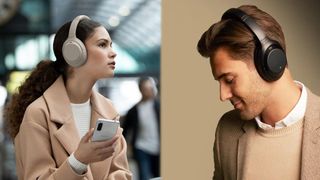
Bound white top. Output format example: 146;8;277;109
255;81;307;130
70;99;91;138
136;100;160;155
68;99;91;174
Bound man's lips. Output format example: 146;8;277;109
231;100;242;109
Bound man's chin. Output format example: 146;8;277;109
238;109;256;120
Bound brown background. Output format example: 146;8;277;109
162;0;320;179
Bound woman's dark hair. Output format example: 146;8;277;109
4;18;101;139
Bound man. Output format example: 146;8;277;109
123;77;160;180
197;5;320;180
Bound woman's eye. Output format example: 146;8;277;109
98;43;107;48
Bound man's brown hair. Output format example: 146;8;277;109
197;5;286;61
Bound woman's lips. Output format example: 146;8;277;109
108;61;116;65
108;61;116;69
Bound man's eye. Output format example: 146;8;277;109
225;78;233;84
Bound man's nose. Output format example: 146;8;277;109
220;83;232;102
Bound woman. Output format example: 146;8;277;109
4;15;132;180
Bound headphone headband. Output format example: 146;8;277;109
68;15;90;38
222;8;267;44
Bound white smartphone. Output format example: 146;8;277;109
92;118;119;142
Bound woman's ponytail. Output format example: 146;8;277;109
4;60;61;139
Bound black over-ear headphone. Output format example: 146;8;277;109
62;15;90;67
222;8;287;82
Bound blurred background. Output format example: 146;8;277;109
0;0;160;179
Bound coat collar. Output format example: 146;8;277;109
43;76;119;155
301;88;320;179
237;120;256;180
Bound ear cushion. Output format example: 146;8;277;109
62;37;87;67
254;42;287;82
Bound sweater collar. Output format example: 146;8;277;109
255;81;307;130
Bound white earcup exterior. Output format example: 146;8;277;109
62;15;90;67
62;37;87;67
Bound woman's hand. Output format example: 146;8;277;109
74;128;120;164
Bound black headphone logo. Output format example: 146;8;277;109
222;8;287;82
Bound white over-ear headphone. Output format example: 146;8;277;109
62;15;90;67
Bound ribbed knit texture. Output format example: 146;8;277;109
243;118;304;180
68;153;87;174
70;100;91;138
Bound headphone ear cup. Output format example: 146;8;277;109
62;37;87;67
262;44;287;81
221;8;287;82
254;42;287;82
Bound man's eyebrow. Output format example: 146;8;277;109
215;72;231;80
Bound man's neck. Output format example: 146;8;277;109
260;80;302;127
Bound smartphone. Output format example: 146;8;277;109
92;118;120;142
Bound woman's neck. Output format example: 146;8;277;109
65;76;94;104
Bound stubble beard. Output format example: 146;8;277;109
238;102;264;120
239;76;271;121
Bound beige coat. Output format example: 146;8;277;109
213;89;320;180
14;76;132;180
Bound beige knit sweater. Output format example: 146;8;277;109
242;118;303;180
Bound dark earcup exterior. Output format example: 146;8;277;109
264;45;287;81
255;42;287;82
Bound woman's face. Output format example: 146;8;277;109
79;26;117;80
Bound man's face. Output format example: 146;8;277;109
210;47;272;120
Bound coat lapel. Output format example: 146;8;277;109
43;76;121;179
237;120;256;180
43;76;120;179
54;120;80;155
87;90;120;180
43;76;80;155
89;90;120;129
44;77;120;156
90;91;119;123
301;89;320;179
